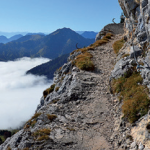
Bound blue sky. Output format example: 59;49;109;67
0;0;122;33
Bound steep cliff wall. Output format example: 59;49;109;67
109;0;150;149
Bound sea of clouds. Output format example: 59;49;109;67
0;57;52;129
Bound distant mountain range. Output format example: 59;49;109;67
0;33;47;44
0;30;97;40
0;34;23;44
0;31;47;38
0;31;28;38
0;28;94;61
81;31;98;39
27;53;69;79
26;31;99;79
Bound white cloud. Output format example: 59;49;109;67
0;57;52;129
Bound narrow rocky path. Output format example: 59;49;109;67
81;34;124;150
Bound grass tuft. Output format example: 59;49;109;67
6;147;11;150
74;52;94;71
47;114;57;122
49;99;60;104
32;128;51;141
70;32;113;71
55;87;59;92
112;70;150;123
113;38;125;54
122;54;130;58
66;127;75;131
43;84;55;98
71;32;113;55
24;113;41;129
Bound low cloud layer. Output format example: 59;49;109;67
0;57;52;129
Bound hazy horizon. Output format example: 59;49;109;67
0;29;99;38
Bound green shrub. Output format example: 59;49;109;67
0;136;4;144
112;71;150;123
113;38;125;54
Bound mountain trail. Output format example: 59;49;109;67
80;34;124;150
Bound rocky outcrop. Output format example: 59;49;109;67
96;23;124;41
108;0;150;149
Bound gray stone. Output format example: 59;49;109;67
130;46;142;58
68;51;81;61
139;142;145;150
130;141;137;149
111;57;133;79
61;62;72;75
141;0;148;8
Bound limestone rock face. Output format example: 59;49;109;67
109;0;150;149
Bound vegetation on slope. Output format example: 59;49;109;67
43;84;55;98
0;129;19;144
113;38;125;54
32;128;51;141
72;32;113;71
24;112;41;129
112;69;150;123
0;28;94;61
74;52;94;71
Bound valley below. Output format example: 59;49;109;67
0;57;52;129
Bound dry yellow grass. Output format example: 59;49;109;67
55;87;59;92
72;33;114;71
71;32;113;55
74;52;94;71
113;38;125;54
32;128;51;141
24;112;41;129
43;84;55;98
112;70;150;123
47;114;57;122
